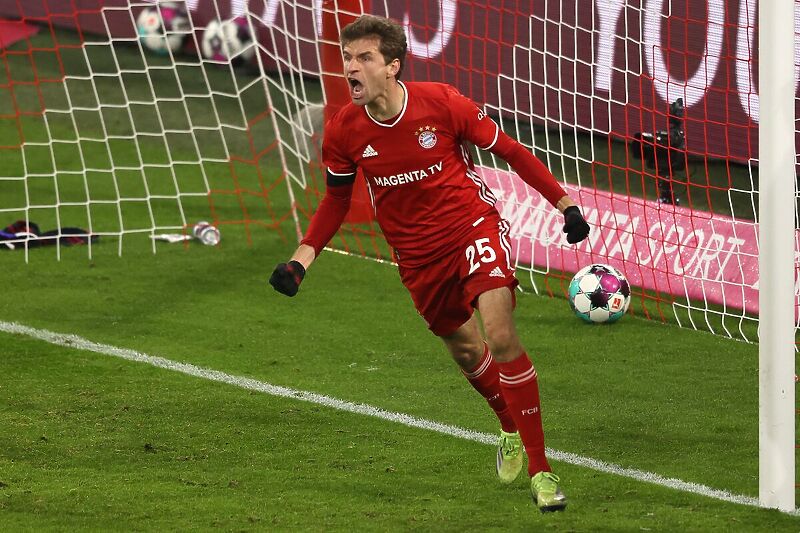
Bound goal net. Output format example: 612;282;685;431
0;1;797;339
0;0;306;258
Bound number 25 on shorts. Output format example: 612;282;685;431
465;237;497;274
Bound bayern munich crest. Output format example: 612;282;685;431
414;125;438;149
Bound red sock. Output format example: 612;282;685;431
462;344;517;433
498;352;551;475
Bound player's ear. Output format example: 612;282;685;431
387;58;400;78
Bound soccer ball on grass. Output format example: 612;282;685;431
201;17;256;66
136;2;190;55
568;264;631;323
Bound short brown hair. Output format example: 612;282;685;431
340;15;408;79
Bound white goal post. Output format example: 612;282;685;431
758;0;796;512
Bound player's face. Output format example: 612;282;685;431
342;36;399;106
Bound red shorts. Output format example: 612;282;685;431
398;215;518;337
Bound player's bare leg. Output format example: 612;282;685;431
440;313;484;371
477;287;567;512
441;314;522;483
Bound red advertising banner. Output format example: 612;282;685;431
479;167;773;315
0;0;783;164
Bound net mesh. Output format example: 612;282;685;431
0;0;797;344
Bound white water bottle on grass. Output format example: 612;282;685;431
192;221;220;246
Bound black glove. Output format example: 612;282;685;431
269;260;306;297
562;206;590;244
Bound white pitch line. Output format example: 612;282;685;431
2;320;797;516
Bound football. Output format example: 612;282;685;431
568;263;631;323
201;17;256;66
136;2;190;55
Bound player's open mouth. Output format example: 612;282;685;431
348;78;364;100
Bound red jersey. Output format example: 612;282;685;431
308;81;566;268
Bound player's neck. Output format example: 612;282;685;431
366;80;405;122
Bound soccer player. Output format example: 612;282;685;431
269;14;589;513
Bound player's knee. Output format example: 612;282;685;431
449;341;484;370
486;330;522;362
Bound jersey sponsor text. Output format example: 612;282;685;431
373;160;443;187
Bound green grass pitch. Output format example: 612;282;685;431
1;25;798;531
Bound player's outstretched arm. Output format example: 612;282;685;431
489;132;590;244
269;181;354;297
445;84;590;244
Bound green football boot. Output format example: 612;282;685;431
530;471;567;512
496;430;524;484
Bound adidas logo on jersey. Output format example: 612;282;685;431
362;145;378;158
489;266;505;278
